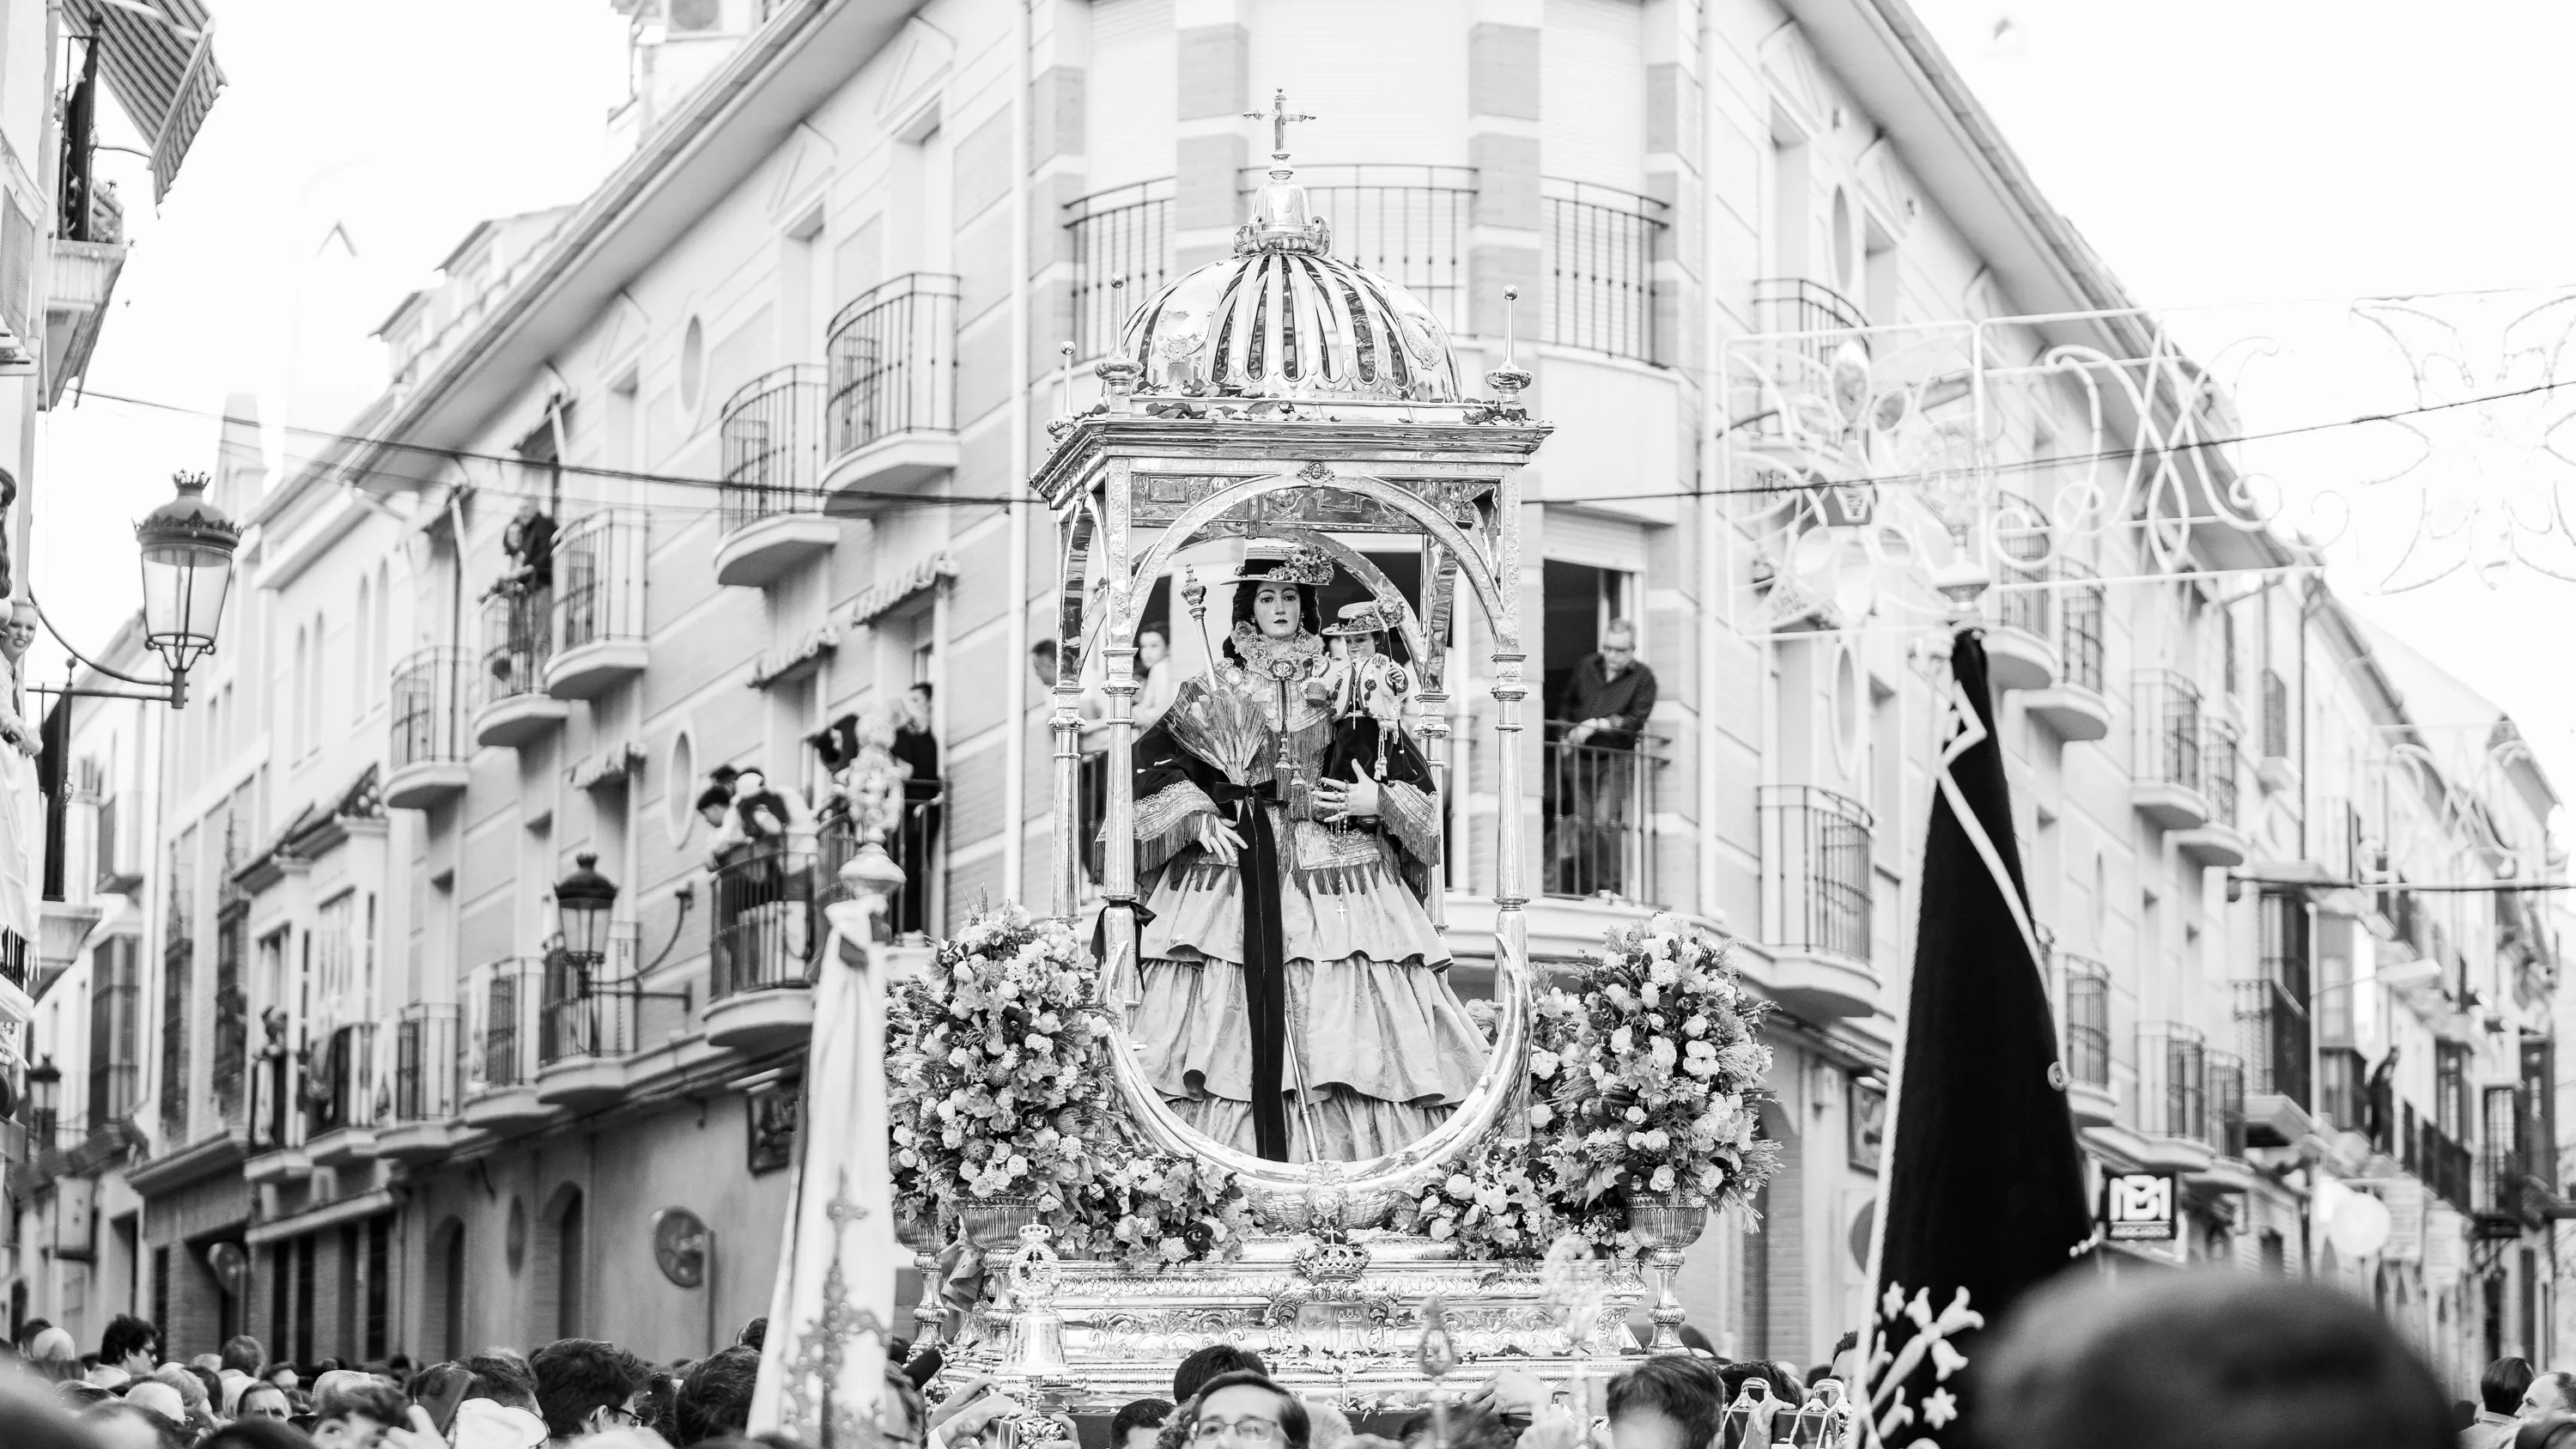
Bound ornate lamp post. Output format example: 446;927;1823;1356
553;853;619;963
37;472;240;709
25;1053;58;1148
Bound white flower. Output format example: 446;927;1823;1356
1650;1165;1677;1192
1530;1050;1562;1081
1609;1026;1635;1056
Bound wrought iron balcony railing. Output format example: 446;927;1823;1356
710;845;823;999
2318;1045;2369;1135
1749;277;1869;364
1066;178;1173;361
2205;1048;2249;1158
552;510;647;657
307;1021;376;1137
1543;178;1666;364
2406;1111;2474;1214
717;364;827;534
827;271;959;457
1237;164;1476;338
1759;784;1874;965
2061;953;2112;1090
479;588;553;705
2133;669;2204;794
539;924;646;1068
2136;1021;2208;1144
813;786;947;939
392;1002;460;1124
2231;977;2312;1110
468;959;545;1093
1540;728;1668;904
2204;718;2243;829
2057;558;2105;693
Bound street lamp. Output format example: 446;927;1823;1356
134;472;240;705
33;472;240;711
554;853;619;961
25;1053;59;1146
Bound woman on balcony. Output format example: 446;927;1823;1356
1117;545;1481;1163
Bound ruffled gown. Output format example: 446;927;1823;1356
1121;661;1485;1162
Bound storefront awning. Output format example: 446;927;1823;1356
90;0;226;201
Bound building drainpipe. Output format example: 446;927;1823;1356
1001;0;1035;905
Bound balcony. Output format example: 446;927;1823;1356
376;1004;463;1164
714;364;835;588
704;844;822;1052
2232;977;2315;1148
2317;1045;2369;1137
2476;1086;2544;1238
304;1022;379;1168
1543;179;1667;364
241;1051;309;1186
544;510;648;699
461;959;553;1135
1540;729;1667;904
2407;1112;2475;1215
2061;953;2117;1127
2133;1022;2215;1173
471;590;568;747
2189;1049;2257;1192
2177;718;2249;868
817;272;959;510
43;238;129;406
1067;178;1174;361
2023;560;2110;740
2129;670;2210;831
1756;785;1877;1020
536;926;649;1110
1984;495;2059;691
2257;667;2299;795
386;648;471;808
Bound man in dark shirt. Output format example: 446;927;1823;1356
1553;619;1657;897
890;682;943;938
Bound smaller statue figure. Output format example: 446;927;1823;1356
1316;600;1414;795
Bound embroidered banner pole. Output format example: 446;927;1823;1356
1858;628;2094;1449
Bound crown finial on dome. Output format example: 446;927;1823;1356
1236;89;1331;256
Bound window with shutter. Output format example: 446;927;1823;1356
0;193;29;339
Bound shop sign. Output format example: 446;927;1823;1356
2102;1171;2178;1242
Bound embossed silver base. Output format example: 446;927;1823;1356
942;1234;1650;1412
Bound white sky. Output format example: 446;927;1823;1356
31;0;2576;815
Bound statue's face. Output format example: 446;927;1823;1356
1252;582;1301;639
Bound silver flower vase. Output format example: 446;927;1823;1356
893;1196;946;1346
1629;1190;1709;1355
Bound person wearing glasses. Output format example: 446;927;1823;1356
530;1338;653;1446
1187;1373;1312;1449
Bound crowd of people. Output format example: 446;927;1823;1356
0;1273;2478;1449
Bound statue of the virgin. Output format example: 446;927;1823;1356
1119;544;1485;1162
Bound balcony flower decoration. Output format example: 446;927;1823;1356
888;902;1252;1269
1528;914;1779;1251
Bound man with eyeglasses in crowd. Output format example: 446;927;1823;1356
531;1337;654;1446
1185;1372;1310;1449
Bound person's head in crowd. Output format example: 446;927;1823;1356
1607;1352;1729;1449
1303;1398;1353;1449
1115;1397;1176;1449
1977;1269;2451;1449
2525;1374;2576;1421
238;1381;296;1422
313;1376;409;1449
222;1336;267;1377
257;1361;301;1391
57;1380;115;1411
387;1355;412;1377
1030;640;1061;688
16;1316;52;1347
189;1353;224;1377
82;1399;191;1449
1140;628;1170;674
736;1318;768;1353
531;1336;653;1445
676;1346;761;1446
28;1324;79;1378
202;1419;325;1449
2485;1360;2538;1418
466;1352;544;1415
1186;1372;1309;1449
1175;1346;1271;1405
450;1396;550;1449
99;1315;160;1379
1395;1409;1516;1449
120;1379;190;1428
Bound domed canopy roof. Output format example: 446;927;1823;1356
1114;158;1461;403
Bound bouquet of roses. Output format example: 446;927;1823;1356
1067;1145;1257;1270
1530;914;1780;1248
888;904;1121;1213
1404;1138;1567;1257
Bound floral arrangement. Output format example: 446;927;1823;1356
886;903;1252;1269
1413;914;1779;1257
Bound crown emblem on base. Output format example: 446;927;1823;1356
1293;1234;1373;1282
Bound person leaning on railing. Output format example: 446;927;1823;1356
1551;618;1658;897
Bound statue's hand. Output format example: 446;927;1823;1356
1196;813;1245;866
1315;763;1380;822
